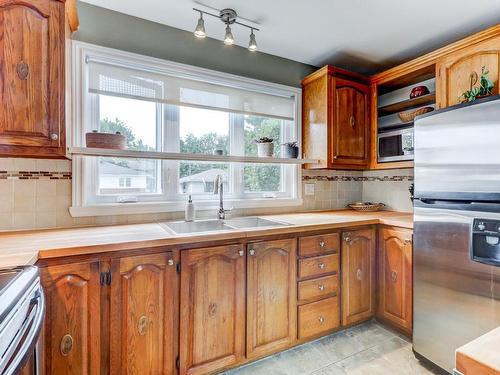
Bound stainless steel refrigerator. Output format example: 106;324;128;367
413;96;500;373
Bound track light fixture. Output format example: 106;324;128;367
192;7;259;52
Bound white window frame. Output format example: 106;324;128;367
69;41;302;217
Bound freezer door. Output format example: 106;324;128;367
413;202;500;373
414;98;500;201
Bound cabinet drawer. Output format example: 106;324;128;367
298;254;339;279
298;297;340;340
299;233;340;257
298;275;338;303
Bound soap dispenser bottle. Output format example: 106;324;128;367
185;195;195;222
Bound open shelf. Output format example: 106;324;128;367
378;121;414;131
68;147;321;165
378;92;436;115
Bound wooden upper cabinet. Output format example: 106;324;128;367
341;228;376;326
109;252;178;375
179;245;246;375
302;66;370;170
40;261;101;375
246;239;297;359
0;0;78;158
436;34;500;109
377;227;413;336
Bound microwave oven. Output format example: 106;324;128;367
377;127;414;163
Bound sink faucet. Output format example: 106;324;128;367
214;174;231;220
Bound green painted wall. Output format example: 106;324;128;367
74;2;317;87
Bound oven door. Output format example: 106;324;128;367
378;128;414;162
1;287;45;375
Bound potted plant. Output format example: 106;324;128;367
460;66;494;103
282;141;299;158
254;137;274;157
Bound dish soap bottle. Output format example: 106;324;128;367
185;195;195;222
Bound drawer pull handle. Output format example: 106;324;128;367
319;240;325;248
318;316;325;324
356;269;362;281
318;284;325;291
391;270;398;283
318;263;326;270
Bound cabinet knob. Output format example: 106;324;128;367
249;249;255;256
167;259;174;266
318;284;325;291
318;316;325;324
356;269;363;281
50;133;59;141
344;237;351;244
238;250;245;257
318;263;326;270
319;240;325;248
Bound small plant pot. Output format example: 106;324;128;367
282;144;299;159
256;142;274;157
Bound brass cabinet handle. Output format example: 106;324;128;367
319;240;325;248
318;263;326;270
356;269;363;281
318;284;325;291
60;334;73;357
391;270;398;283
318;316;325;324
138;316;148;336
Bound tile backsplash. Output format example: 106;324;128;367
0;158;412;231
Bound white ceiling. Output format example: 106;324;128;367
81;0;500;74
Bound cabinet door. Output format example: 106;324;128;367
40;261;101;375
247;239;296;359
378;227;413;335
436;35;500;108
331;78;369;168
341;228;376;326
179;245;246;375
109;252;178;375
0;0;65;157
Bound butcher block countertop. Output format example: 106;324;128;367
456;327;500;375
0;210;412;268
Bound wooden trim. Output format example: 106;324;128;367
371;24;500;84
302;65;369;86
65;0;79;32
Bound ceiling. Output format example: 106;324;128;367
81;0;500;74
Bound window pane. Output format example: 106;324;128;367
98;95;158;151
179;106;229;155
97;157;161;195
244;116;283;157
244;164;282;193
179;162;229;195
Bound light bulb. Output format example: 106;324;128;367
224;24;234;45
194;13;206;38
248;30;257;51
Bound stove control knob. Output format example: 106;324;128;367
477;222;486;231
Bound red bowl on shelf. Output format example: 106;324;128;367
410;86;430;99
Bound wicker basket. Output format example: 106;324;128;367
398;106;434;123
347;202;386;212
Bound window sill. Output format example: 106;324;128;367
69;197;303;217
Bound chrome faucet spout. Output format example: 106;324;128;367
214;174;227;219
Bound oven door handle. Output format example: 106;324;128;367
3;289;45;375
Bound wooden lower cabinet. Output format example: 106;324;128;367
341;228;376;326
40;261;101;375
179;245;246;375
109;252;178;375
377;227;413;335
246;239;296;359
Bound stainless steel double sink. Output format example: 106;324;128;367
162;216;291;234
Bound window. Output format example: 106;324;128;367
71;42;301;216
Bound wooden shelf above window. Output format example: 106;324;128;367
68;147;321;165
377;92;436;115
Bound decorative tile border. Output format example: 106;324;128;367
302;175;413;182
0;171;72;180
